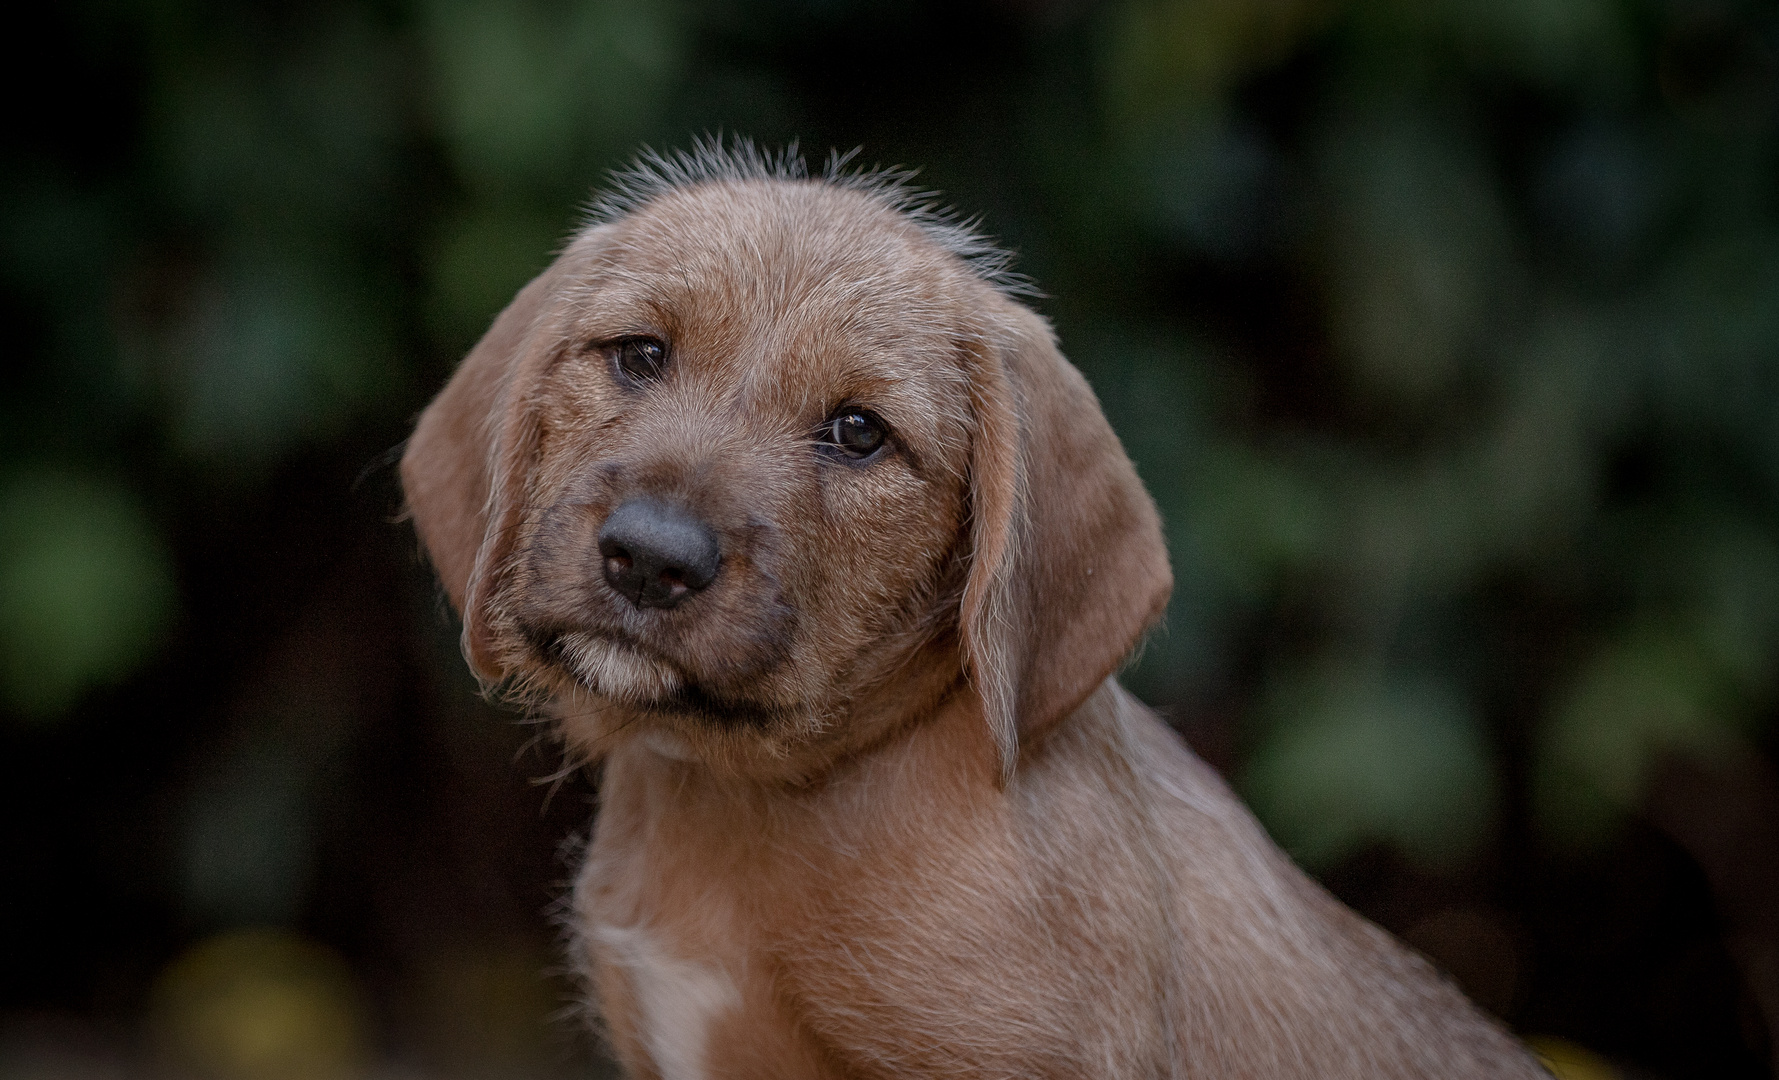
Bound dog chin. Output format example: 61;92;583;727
549;630;797;733
554;631;683;703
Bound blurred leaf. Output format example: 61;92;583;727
1435;0;1636;92
1460;349;1600;551
0;179;120;383
422;0;684;192
0;471;177;719
153;14;403;225
1315;97;1518;408
1534;626;1746;850
1102;0;1336;127
1647;230;1779;465
1193;444;1326;599
1332;347;1602;607
1537;509;1779;849
159;253;397;470
1;182;111;285
425;205;567;352
1242;661;1500;870
1533;120;1673;267
1682;522;1779;694
180;740;317;928
1129;108;1287;261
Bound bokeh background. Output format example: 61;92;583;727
5;0;1778;1077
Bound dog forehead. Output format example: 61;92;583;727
569;179;980;424
599;181;969;322
616;178;927;260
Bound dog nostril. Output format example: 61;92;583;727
597;498;721;610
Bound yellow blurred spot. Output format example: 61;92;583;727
1527;1036;1620;1080
149;929;365;1080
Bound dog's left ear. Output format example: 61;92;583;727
400;246;578;683
961;302;1173;784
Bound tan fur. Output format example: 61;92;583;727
401;145;1548;1078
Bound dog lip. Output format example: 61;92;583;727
523;623;793;726
521;618;659;665
529;622;639;659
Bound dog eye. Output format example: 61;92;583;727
820;409;889;459
610;336;669;384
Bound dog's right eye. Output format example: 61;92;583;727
817;408;890;461
609;336;669;385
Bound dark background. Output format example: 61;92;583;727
5;1;1779;1078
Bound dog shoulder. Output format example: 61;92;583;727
1078;684;1548;1078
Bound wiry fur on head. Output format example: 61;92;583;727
586;134;1036;299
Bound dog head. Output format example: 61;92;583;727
401;147;1170;781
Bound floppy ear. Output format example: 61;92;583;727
400;258;568;683
961;302;1173;784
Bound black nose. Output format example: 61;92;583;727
597;498;721;610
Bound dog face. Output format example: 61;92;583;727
497;183;982;767
402;159;1171;780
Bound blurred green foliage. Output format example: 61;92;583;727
6;0;1777;868
5;0;1779;1070
0;472;176;716
1245;660;1500;870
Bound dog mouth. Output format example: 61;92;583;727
534;628;792;728
548;629;682;699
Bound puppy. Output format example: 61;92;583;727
401;145;1548;1079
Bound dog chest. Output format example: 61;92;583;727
589;920;740;1080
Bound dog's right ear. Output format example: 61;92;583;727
400;257;568;683
960;301;1172;785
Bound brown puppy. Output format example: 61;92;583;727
401;145;1548;1079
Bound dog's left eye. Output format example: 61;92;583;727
819;409;889;460
609;336;669;385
